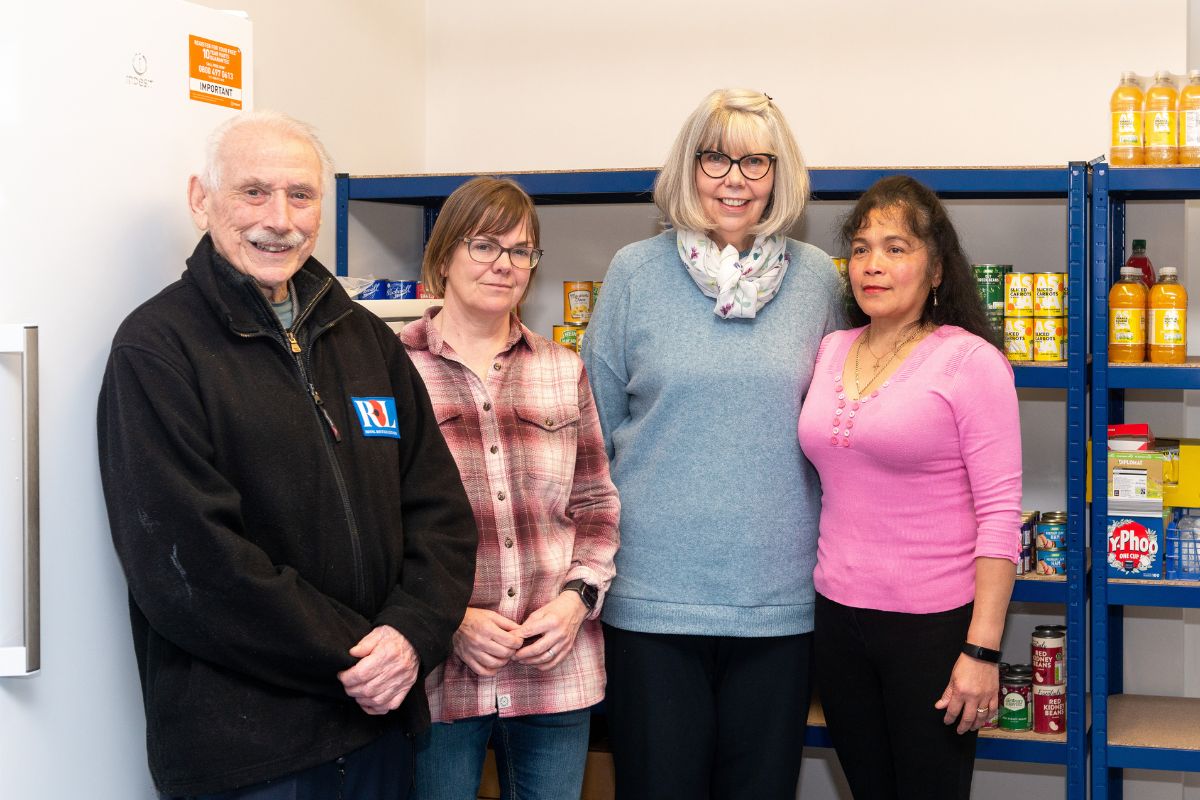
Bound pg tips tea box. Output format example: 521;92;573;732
1107;513;1168;579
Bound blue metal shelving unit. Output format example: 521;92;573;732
336;165;1089;798
1090;163;1200;798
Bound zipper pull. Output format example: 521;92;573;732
287;330;302;354
311;385;342;442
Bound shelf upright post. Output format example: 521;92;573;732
336;173;350;277
1090;163;1121;800
1065;162;1088;800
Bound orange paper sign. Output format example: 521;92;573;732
189;35;242;110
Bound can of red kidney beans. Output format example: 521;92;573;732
1031;625;1065;686
1033;683;1066;734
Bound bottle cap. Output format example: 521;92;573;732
1132;239;1147;250
1191;69;1200;81
1159;266;1178;277
1120;266;1142;278
1155;70;1175;83
1122;70;1139;81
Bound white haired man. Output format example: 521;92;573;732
97;111;478;799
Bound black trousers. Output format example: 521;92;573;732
165;724;413;800
814;594;977;800
602;623;813;800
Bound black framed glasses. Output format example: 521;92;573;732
460;237;543;270
695;150;777;180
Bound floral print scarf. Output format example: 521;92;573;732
677;229;790;319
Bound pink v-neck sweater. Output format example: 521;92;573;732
798;325;1021;614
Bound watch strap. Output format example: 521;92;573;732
961;642;1002;663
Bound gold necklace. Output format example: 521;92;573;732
853;325;923;398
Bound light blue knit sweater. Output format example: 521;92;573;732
580;229;843;637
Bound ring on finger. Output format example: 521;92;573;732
546;647;555;658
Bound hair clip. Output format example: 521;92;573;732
763;92;774;101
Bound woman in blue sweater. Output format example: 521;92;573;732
580;88;842;799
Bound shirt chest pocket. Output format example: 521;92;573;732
511;403;580;504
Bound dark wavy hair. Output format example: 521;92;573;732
839;175;1000;349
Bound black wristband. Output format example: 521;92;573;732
961;642;1002;663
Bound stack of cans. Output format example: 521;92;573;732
973;264;1009;341
1031;625;1066;735
552;281;601;353
1034;511;1068;575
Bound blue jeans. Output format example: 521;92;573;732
412;708;592;800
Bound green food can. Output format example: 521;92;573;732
999;664;1033;731
974;264;1011;312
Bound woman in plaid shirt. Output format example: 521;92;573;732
402;177;620;800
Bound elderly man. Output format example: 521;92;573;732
97;111;478;799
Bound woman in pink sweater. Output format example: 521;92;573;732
798;175;1020;798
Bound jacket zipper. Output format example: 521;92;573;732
241;280;367;609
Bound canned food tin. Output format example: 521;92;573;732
1034;272;1068;317
552;324;586;352
592;281;604;310
1004;317;1035;362
999;665;1033;731
986;312;1005;341
1033;317;1066;362
1031;625;1065;686
359;279;389;300
1036;549;1067;576
974;264;1011;312
563;281;593;325
1005;272;1035;316
385;279;417;299
1036;516;1068;551
1033;684;1066;734
832;258;848;281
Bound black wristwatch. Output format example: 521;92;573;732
562;579;598;612
961;642;1003;664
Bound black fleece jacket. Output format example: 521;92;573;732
97;235;478;795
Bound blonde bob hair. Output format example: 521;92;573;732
420;176;541;302
654;89;809;239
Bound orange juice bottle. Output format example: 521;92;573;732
1145;71;1180;165
1179;70;1200;164
1149;266;1188;363
1110;266;1147;363
1111;72;1145;166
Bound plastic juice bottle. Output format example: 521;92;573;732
1179;70;1200;164
1111;71;1145;166
1149;266;1188;363
1145;71;1180;165
1110;266;1148;363
1126;239;1155;287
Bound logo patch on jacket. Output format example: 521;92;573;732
351;397;401;439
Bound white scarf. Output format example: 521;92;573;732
677;229;790;319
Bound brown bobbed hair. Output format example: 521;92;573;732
840;175;1000;350
420;176;541;301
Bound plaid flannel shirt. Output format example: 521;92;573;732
400;311;619;721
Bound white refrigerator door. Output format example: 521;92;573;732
0;1;251;796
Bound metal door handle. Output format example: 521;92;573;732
0;325;39;676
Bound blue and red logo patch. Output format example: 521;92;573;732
351;397;400;439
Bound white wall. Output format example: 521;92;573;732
190;0;426;268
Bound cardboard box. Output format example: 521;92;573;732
1107;512;1168;579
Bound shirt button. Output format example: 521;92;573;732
483;402;492;411
490;445;499;454
544;418;554;426
497;491;506;501
507;587;516;597
505;538;513;548
492;363;502;371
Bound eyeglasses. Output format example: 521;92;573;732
695;150;777;180
460;237;543;270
